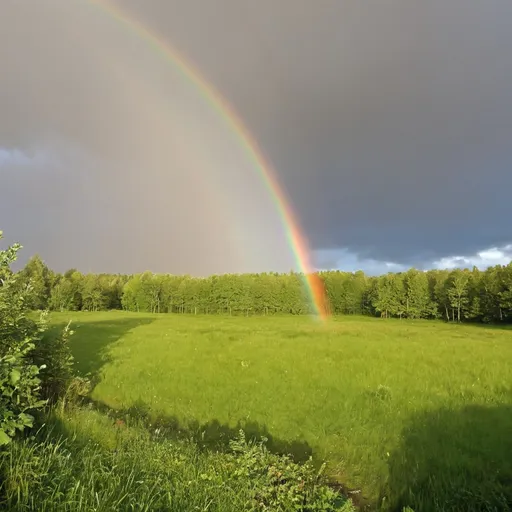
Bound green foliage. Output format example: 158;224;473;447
0;232;84;445
373;273;405;318
0;408;355;511
49;277;77;312
0;233;46;445
16;255;52;310
31;320;75;404
447;269;470;322
21;254;512;323
227;430;346;511
403;269;435;319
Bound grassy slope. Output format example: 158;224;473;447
51;312;512;510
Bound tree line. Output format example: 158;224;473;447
15;254;512;323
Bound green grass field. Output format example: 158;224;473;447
49;312;512;511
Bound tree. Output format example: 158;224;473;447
81;274;107;312
497;263;512;321
464;267;483;321
447;269;470;322
12;248;512;323
404;269;435;319
373;273;405;318
139;272;162;313
429;270;451;321
17;254;51;310
49;275;76;312
373;274;394;318
322;271;347;314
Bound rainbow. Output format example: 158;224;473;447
88;0;330;320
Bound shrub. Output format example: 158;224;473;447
0;232;46;445
0;231;79;444
227;430;350;511
31;318;75;404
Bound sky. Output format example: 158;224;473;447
1;0;512;276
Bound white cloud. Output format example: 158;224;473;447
314;243;512;275
313;248;408;275
433;244;512;270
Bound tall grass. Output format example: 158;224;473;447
42;312;512;510
0;407;354;511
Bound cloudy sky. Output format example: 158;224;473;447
2;0;511;275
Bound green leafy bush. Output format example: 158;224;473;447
0;232;46;445
227;430;349;511
0;231;78;445
31;318;75;404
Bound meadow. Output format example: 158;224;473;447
42;311;512;511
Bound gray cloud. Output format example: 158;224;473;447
315;248;408;276
2;0;512;273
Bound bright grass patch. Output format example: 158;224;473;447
48;312;512;510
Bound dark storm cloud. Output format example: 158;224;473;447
2;0;512;273
0;0;294;274
118;0;512;267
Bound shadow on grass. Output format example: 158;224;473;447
82;397;314;464
58;398;375;508
44;317;155;378
466;321;512;332
386;404;512;512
